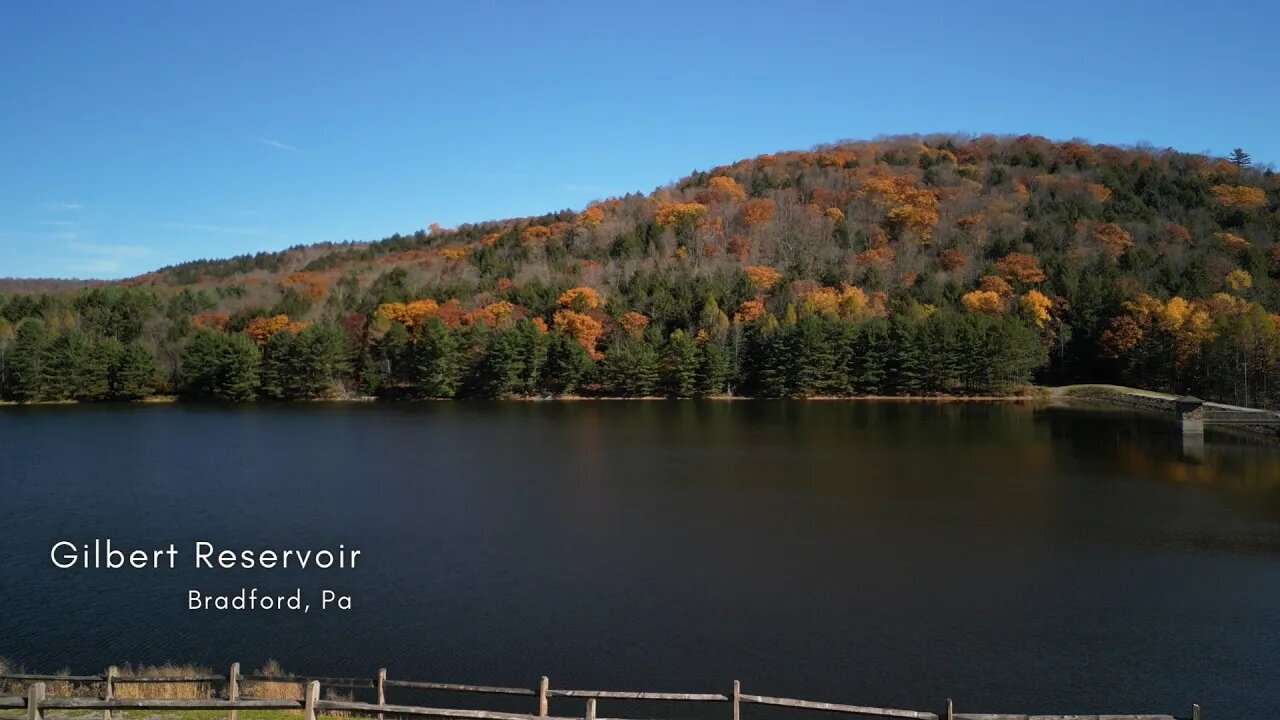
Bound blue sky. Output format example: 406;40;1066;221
2;1;1277;279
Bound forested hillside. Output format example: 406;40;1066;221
3;135;1279;406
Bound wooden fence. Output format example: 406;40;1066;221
0;667;1199;720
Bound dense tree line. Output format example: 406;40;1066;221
1;135;1278;406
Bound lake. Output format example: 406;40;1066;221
1;401;1279;719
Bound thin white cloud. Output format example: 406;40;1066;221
39;220;79;228
156;221;267;236
258;138;300;152
43;202;83;211
63;242;150;277
68;242;149;258
65;258;126;276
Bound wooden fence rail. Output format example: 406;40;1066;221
0;669;1197;720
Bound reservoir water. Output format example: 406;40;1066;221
1;401;1278;718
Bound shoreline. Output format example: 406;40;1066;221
0;392;1046;407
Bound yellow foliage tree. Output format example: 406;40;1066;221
374;299;440;328
1225;269;1253;291
961;290;1005;315
655;202;707;226
438;245;470;261
1019;290;1052;328
1211;184;1267;209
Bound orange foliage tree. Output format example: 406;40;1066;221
190;311;230;330
553;309;604;359
993;252;1046;283
733;297;766;324
937;248;968;272
1215;231;1250;249
1091;223;1133;259
577;205;605;229
520;225;552;245
744;265;782;291
557;286;602;312
280;272;328;301
703;176;746;202
740;198;775;227
978;275;1014;296
245;315;293;345
618;311;650;338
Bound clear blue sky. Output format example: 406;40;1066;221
2;1;1277;279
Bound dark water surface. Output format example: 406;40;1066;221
2;402;1279;719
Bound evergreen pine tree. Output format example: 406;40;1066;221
112;342;160;400
214;333;261;401
697;340;734;396
83;337;125;400
662;330;700;397
4;318;50;402
888;316;924;395
543;331;592;395
41;327;91;401
411;318;464;398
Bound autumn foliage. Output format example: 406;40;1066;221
740;198;775;227
5;134;1279;405
993;253;1046;284
1212;184;1267;209
553;309;604;359
744;265;782;290
558;286;602;312
245;314;302;345
655;202;707;226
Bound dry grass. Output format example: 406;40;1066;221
114;664;214;700
240;660;303;701
0;657;99;698
0;658;351;717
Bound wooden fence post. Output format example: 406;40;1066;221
584;698;596;720
538;677;549;717
103;666;116;720
304;680;320;720
228;662;240;720
1192;703;1201;720
732;681;740;720
377;668;387;720
27;682;45;720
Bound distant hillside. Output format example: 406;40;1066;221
2;134;1278;406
